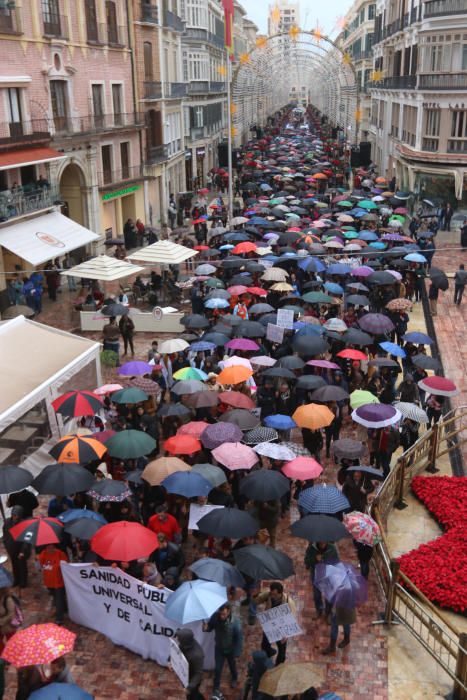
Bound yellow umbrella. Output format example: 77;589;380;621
141;457;191;486
350;390;380;410
292;403;334;430
259;661;326;696
270;282;294;292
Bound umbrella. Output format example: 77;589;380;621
412;354;441;371
252;443;295;463
291;514;350;542
212;442;258;470
298;484;350;514
216;365;253;385
172;380;207;395
236;320;266;338
173;367;208;381
164;435;201;455
161;471;212;497
218;391;255;410
394;402;429;423
292;335;328;355
296;375;327;391
430;267;449;291
352;403;402;428
332;439;366;461
243;427;278;445
358;313;395;334
165;580;227;624
88;480;132;502
263;367;296;380
386;298;413;312
118;361;153;377
292;404;334;430
343;511;381;546
277;356;305;370
220;409;260;431
186;391;219;409
91;521;158;561
178;421;210;439
49;435;106;463
239;469;290;501
337;349;367;361
2;624;76;667
234;544;294;580
282;456;323;480
0;466;33;494
346;465;385;480
105;430;156;459
1;305;35;319
30;684;93;700
197;507;259;538
402;331;433;345
101;303;129;317
315;561;368;608
350;390;379;409
0;566;13;588
192;463;226;488
368;271;397;285
159;338;189;354
9;517;63;546
201;422;243;450
181;314;210;330
225;338;260;352
141;457;190;486
94;383;123;395
51;391;103;418
32;463;95;497
64;517;105;540
264;414;297;431
323;318;347;332
418;376;459;397
190;341;217;352
307;360;340;370
157;402;192;417
111;387;149;404
379;341;406;358
129;377;161;396
189;558;245;587
259;662;325;697
310;385;349;402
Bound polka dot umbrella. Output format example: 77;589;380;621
2;623;76;667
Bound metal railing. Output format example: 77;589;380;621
187;81;210;94
140;2;159;23
422;137;439;152
447;139;467;154
209;81;226;93
419;73;467;90
0;185;61;222
183;27;225;49
144;81;163;99
370;406;467;698
370;75;417;90
165;82;187;98
52;112;144;134
0;119;51;147
146;144;168;164
162;9;184;32
42;14;68;38
87;22;126;46
424;0;467;17
98;165;144;188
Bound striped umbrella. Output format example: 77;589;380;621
51;390;103;418
393;402;429;423
298;484;350;514
49;435;107;463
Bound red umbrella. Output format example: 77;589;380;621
2;624;76;667
194;245;210;251
418;376;459;397
247;287;267;297
177;421;210;438
233;242;257;255
91;521;159;561
9;516;63;546
337;349;368;361
218;391;256;410
282;457;323;480
91;429;116;444
51;390;103;418
164;435;201;455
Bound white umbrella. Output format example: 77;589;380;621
59;254;145;282
250;355;277;367
261;267;289;282
324;318;347;332
128;241;198;265
159;338;189;354
254;442;296;461
393;402;429;423
231;216;249;225
195;264;216;275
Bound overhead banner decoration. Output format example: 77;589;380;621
61;563;214;668
222;0;234;55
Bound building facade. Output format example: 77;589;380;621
369;0;467;207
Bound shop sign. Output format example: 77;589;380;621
102;185;140;202
196;147;206;158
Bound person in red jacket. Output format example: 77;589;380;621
37;544;68;624
147;506;181;543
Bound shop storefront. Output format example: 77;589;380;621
100;183;145;238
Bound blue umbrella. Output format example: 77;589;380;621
404;252;427;263
402;331;434;345
219;244;234;251
320;694;344;700
369;241;386;249
298;257;326;273
326;263;351;275
58;509;107;524
249;217;270;226
298;485;350;514
204;298;230;309
315;561;368;609
379;341;406;358
358;231;379;241
161;471;212;498
324;282;344;295
295;324;325;337
190;341;217;352
165;580;227;623
29;684;93;700
264;414;297;430
260;183;273;191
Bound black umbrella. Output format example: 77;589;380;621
181;314;210;329
230;275;254;286
32;463;95;497
104;238;125;246
277;356;305;370
367;271;397;286
234;544;295;580
347;465;384;480
346;282;369;293
332;438;366;460
221;257;244;270
236;321;266;338
243;426;278;445
345;295;370;307
189;558;245;587
64;517;105;540
210;324;234;337
87;479;131;502
157;403;192;417
411;354;441;371
196;508;259;538
259;313;278;326
102;303;129;317
292;335;328;355
290;514;351;542
245;262;266;273
202;332;231;346
342;328;373;347
368;358;400;369
0;466;33;494
239;469;290;501
221;314;243;327
311;385;349;402
263;367;296;380
220;409;260;431
430;267;449;291
296;375;327;391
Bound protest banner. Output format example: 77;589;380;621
61;563;214;668
257;603;303;644
276;308;295;329
169;638;189;687
188;504;224;531
266;323;284;344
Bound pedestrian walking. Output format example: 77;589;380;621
204;603;243;696
304;542;339;617
175;628;205;699
37;543;68;624
454;264;467;305
428;281;439;316
254;582;296;665
119;314;135;356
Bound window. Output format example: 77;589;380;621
112;84;123;125
195;106;203;127
424;109;440;137
147;109;163;148
120;142;129;179
85;0;99;42
0;3;15;31
50;80;69;131
463;45;467;70
368;4;376;19
106;1;119;44
42;0;61;36
402;105;417;147
7;88;22;129
185;0;208;29
92;84;104;128
166;112;181;156
144;42;153;80
101;145;112;184
451;110;467;138
391;102;400;138
189;52;209;81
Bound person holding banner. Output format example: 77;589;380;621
254;581;296;666
175;629;205;699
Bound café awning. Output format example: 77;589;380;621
0;147;65;171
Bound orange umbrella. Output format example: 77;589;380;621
375;176;387;184
164;435;201;455
177;421;210;438
233;242;257;255
217;365;253;385
142;457;191;486
312;173;328;179
49;435;107;463
292;404;334;430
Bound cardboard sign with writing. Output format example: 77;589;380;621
257;603;303;643
276;308;295;329
170;638;189;688
266;323;284;344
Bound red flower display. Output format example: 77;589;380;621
397;476;467;614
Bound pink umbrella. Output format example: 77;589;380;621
178;421;210;438
212;442;258;471
351;266;374;278
343;511;381;546
307;360;340;370
95;384;123;396
282;457;323;480
225;338;260;352
228;285;248;295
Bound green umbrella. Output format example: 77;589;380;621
112;388;149;404
204;278;225;289
105;430;157;459
302;291;335;304
336;200;353;207
359;200;378;210
282;305;303;315
341;226;357;232
390;214;405;223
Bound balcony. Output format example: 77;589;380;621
146;144;169;164
0;7;22;34
87;23;126;46
52;112;144;136
422;137;439;152
140;2;159;23
189;126;206;141
98;165;144;188
162;9;184;32
0;119;51;151
424;0;467;18
0;184;61;223
42;14;68;39
183;27;225;49
165;82;187;98
419;73;467;90
370;75;417;90
447;139;467;153
209;81;226;93
187;81;210;95
144;81;163;99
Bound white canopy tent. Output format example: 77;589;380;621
128;240;198;265
60;254;145;282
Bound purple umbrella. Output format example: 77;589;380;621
118;361;153;376
315;561;368;609
381;233;406;242
225;338;260;351
351;403;402;428
307;359;340;370
358;313;395;334
351;266;373;277
201;422;243;450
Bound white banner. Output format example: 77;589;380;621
257;603;303;643
170;638;189;687
61;563;214;668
